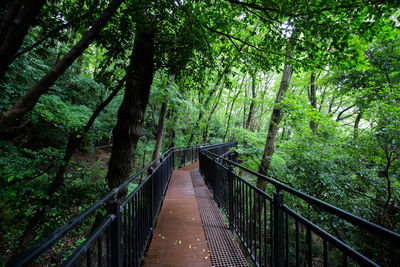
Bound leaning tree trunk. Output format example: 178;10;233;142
8;78;125;263
152;102;167;162
257;55;294;190
105;21;154;200
223;73;246;141
187;70;226;146
0;0;124;134
245;74;257;130
0;0;45;81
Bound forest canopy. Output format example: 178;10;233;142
0;0;399;265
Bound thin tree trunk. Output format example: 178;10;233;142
9;78;125;263
187;70;226;146
202;83;225;142
169;108;176;148
0;0;124;134
152;102;167;162
309;72;317;135
257;54;294;190
223;73;246;141
245;74;257;130
0;0;45;81
354;111;362;138
243;79;248;128
105;21;154;200
13;10;97;61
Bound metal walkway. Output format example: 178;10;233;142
143;161;248;266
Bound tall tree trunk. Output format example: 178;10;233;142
245;74;257;130
152;102;167;162
168;108;176;148
309;72;317;135
257;55;294;190
202;83;225;142
187;71;226;146
354;110;362;138
9;78;125;263
0;0;24;44
0;0;124;134
105;21;154;200
0;0;45;81
243;79;248;128
223;73;246;141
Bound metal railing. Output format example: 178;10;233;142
11;142;234;267
199;148;400;267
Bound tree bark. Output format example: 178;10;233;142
187;70;226;146
0;0;45;81
257;55;294;190
105;21;154;200
0;0;24;44
245;74;257;130
223;73;246;141
0;0;124;134
309;72;317;135
152;102;167;162
354;111;362;138
202;84;224;142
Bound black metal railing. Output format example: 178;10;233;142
199;148;400;267
12;142;234;267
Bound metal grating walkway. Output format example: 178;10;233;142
191;168;248;267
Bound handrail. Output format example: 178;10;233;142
11;142;233;267
202;149;400;245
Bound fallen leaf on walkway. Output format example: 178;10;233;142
178;240;181;244
189;244;191;248
205;256;208;259
196;238;200;241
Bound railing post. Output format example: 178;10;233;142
273;191;284;267
228;165;234;232
192;146;194;163
183;149;186;166
108;193;122;267
172;149;175;170
148;168;154;223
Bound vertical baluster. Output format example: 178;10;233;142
87;248;92;267
295;221;299;267
323;240;329;267
128;201;132;267
306;227;312;267
285;213;289;267
245;184;249;247
270;201;274;266
264;198;268;267
98;235;103;267
124;206;128;266
134;194;138;267
273;192;284;267
107;224;111;267
228;165;233;232
258;193;262;265
108;195;122;267
250;189;253;256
